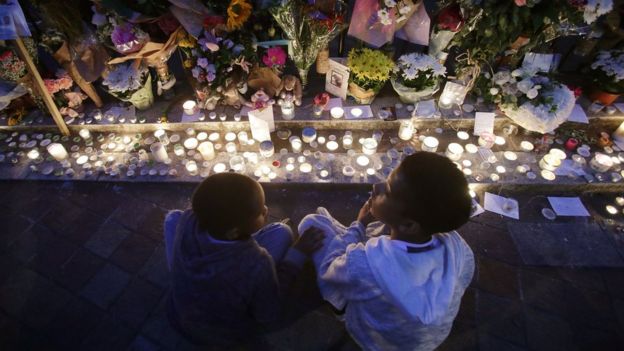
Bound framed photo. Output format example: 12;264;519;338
325;58;349;100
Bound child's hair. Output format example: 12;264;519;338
395;152;471;235
191;173;264;238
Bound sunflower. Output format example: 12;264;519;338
227;0;252;31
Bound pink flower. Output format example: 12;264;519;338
514;0;527;6
262;47;287;68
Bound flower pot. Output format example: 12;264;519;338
589;89;620;105
348;82;382;104
391;78;440;104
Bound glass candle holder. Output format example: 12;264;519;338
47;143;68;161
197;142;215;160
539;154;561;171
259;140;275;158
209;112;217;120
362;138;378;155
154;129;169;146
225;142;237;155
79;129;91;141
342;134;353;149
227;156;244;172
520;141;534;152
237;131;249;144
326;141;339;151
174;144;185;157
302;127;317;143
290;136;303;153
184;138;198;150
445;143;464;161
219;113;227;121
225;132;237;142
299;162;312;173
150;142;170;163
330;107;344;119
281;100;295;120
183;100;198;115
186;160;199;176
421;137;439;152
350;108;363;118
398;121;415;141
234;113;242;122
590;153;614;173
342;165;355;177
313;104;324;117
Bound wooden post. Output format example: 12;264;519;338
12;37;70;135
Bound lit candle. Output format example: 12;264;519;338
47;143;68;161
616;197;624;206
237;132;249;144
186;128;196;136
330;107;344;119
342;165;355;177
79;129;91;140
606;204;618;215
465;143;478;154
362;138;378;155
421;136;439;152
183;100;198;115
590;153;613;173
76;155;88;165
225;142;237;154
457;131;469;140
229;156;245;172
342;134;353;149
197;142;215;160
302;127;317;143
280;100;295;120
300;162;312;173
256;140;274;158
211;163;225;174
350;108;363;118
225;132;237;142
439;95;452;109
154;129;169;145
208;132;220;142
496;165;506;174
539;154;561;171
186;160;198;176
356;155;370;167
398;121;414;141
494;136;506;146
184;138;198;150
197;132;208;141
290;136;303;153
541;170;556;181
445;143;464;161
520;141;534;152
317;136;326;145
326;140;339;151
27;149;40;160
504;151;518;161
150;142;169;163
174;144;185;156
549;148;567;160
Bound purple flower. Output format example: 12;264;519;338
232;44;244;56
223;39;234;49
197;58;209;68
111;23;137;45
191;66;202;79
206;64;216;82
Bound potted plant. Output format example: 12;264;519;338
347;48;394;104
589;49;624;105
478;68;575;133
391;53;446;103
102;62;154;110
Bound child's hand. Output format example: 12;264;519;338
294;227;325;256
357;198;375;227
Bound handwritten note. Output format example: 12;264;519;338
484;192;519;219
547;197;590;217
474;112;495;136
248;106;274;142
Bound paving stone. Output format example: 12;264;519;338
603;270;624;300
59;210;108;245
46;298;104;349
477;257;519;300
0;253;21;287
614;299;624;332
29;235;79;280
524;306;576;351
66;184;124;218
477;333;528;351
80;315;137;351
564;283;619;332
477;291;526;346
39;200;87;235
557;267;607;292
110;198;167;241
141;294;185;350
436;321;478;351
53;248;106;292
109;278;163;329
84;219;133;258
0;212;32;251
462;221;521;266
1;186;55;221
110;234;158;273
520;269;567;316
0;311;58;351
139;245;171;289
80;263;131;309
265;310;346;351
0;268;71;330
6;224;56;264
456;288;476;326
569;325;624;351
128;335;162;351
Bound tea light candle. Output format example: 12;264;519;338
439;95;453;109
520;141;534;152
326;140;339;151
259;140;274;158
47;143;68;161
465;143;478;154
330;107;344;119
606;204;618;215
539;154;561;171
317;136;326;145
183;100;198;115
79;129;91;141
300;162;312;173
197;142;215;160
496;165;506;174
184;138;198;150
302;127;317;143
457;131;470;140
342;134;353;149
356;155;370;167
27;149;40;160
225;142;237;154
225;132;237;142
494;136;506;146
590;153;613;173
154;129;169;145
350;108;363;118
549;148;567;160
478;133;495;148
237;132;249;144
208;132;220;142
186;128;196;136
290;137;303;153
76;155;89;165
504;151;518;161
398;121;414;141
342;165;355;177
421;136;439;152
229;156;245;172
214;163;227;174
616;196;624;206
362;138;378;155
150;142;169;163
186;160;199;175
197;132;208;141
174;144;185;156
445;143;464;161
541;170;556;181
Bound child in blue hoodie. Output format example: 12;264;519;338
299;152;475;351
165;173;324;348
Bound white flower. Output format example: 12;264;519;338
490;87;500;95
399;5;412;15
526;88;539;99
384;0;397;7
517;78;534;93
103;63;146;93
493;71;511;86
583;0;613;24
511;69;524;77
395;53;446;81
378;9;392;26
484;72;491;79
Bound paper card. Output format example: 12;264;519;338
394;3;430;46
324;98;343;111
473;112;495;136
325;58;350;100
614;103;624;113
567;104;589;124
414;99;438;118
471;199;485;218
248;106;274;142
483;192;519;220
547;197;590;217
440;81;469;106
523;53;555;72
345;105;374;119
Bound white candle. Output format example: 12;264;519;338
197;132;208;141
285;163;295;171
47;143;68;161
398;121;414;141
549;148;567;160
494;136;506;146
362;138;378;155
225;142;237;154
350;108;363;118
174;144;185;156
539;154;561;171
184;138;198;150
607;205;618;215
229;156;245;172
421;137;439;152
154;129;169;145
342;165;355;177
150;142;169;163
457;131;469;140
465;143;478;154
213;163;227;173
330;107;344;119
356;155;370;167
186;160;198;175
342;134;353;149
504;151;518;161
317;136;326;145
590;153;613;173
225;132;237;142
76;155;89;165
208;132;221;142
27;149;40;160
520;141;534;152
79;129;91;140
183;100;198;115
302;127;317;143
259;140;275;158
290;137;303;153
197;142;215;160
300;162;312;173
326;141;339;151
541;169;556;181
445;143;464;161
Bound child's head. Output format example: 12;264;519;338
192;173;268;240
370;152;471;236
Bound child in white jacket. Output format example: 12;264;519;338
299;152;475;351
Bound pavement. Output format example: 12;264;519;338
1;180;624;351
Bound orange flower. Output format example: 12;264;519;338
227;0;252;31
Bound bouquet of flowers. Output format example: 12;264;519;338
391;53;446;103
271;0;347;87
476;68;575;133
373;0;418;28
0;49;27;82
590;49;624;94
102;62;154;110
347;48;394;104
429;3;463;57
44;70;87;117
313;92;330;116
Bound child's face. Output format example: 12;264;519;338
244;186;268;235
370;169;409;226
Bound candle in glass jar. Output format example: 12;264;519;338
520;141;534;152
330;107;344;119
356;155;370;167
186;160;199;175
225;142;237;154
362;138;378;155
197;142;215;160
150;142;169;163
184;138;198;150
457;131;470;140
421;136;439;152
79;129;91;141
225;132;237;142
445;143;464;161
302;127;317;143
183;100;198;115
326;140;339;151
300;162;312;173
174;144;185;156
154;129;169;145
398;121;414;141
342;134;353;149
549;148;567;160
27;149;40;160
47;143;68;161
259;140;275;158
229;156;245;172
290;137;303;153
590;152;614;173
539;154;561;171
478;132;495;148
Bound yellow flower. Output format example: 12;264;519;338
348;48;394;83
227;0;252;31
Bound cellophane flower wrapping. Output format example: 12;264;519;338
103;62;154;110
